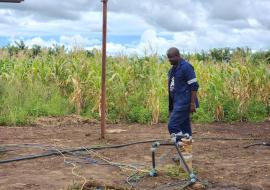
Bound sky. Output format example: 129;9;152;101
0;0;270;55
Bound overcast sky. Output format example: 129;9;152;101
0;0;269;54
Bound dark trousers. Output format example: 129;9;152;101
168;110;192;136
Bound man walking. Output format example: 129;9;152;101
167;47;199;141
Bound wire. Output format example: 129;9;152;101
53;147;87;190
65;151;102;165
82;146;150;189
82;146;149;173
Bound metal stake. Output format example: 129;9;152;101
100;0;108;139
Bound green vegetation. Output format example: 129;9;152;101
0;43;269;125
165;165;189;179
67;182;82;190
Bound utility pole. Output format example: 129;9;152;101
100;0;108;139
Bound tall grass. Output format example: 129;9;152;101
0;46;269;125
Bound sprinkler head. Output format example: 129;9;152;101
149;168;157;177
190;173;197;183
191;178;197;183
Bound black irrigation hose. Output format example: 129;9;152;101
0;136;267;165
243;142;270;148
194;137;262;141
0;139;166;164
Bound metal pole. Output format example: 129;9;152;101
100;0;108;139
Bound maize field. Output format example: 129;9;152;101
0;45;269;125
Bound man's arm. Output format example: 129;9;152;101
190;91;197;113
185;64;199;113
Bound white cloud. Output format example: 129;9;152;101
24;37;57;47
9;37;57;48
0;0;270;52
247;19;262;28
60;35;100;49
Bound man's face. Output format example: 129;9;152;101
167;54;179;65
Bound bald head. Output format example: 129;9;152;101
167;47;181;65
167;47;180;57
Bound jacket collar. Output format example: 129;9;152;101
175;58;184;69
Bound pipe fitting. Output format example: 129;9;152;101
152;142;160;148
190;173;197;183
149;168;157;177
150;147;156;152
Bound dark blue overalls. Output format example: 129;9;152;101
168;58;199;138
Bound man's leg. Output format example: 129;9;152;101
180;111;192;137
169;110;193;170
168;110;190;136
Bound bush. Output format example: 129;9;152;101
244;100;267;122
0;80;71;125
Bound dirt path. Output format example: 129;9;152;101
0;116;269;190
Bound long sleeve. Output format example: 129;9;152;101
184;64;199;91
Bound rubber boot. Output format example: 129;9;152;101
180;138;193;171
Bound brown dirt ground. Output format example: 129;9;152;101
0;115;269;190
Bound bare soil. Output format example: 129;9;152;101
0;115;269;190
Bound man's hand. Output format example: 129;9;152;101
190;103;196;113
190;90;197;113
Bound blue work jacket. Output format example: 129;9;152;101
168;58;199;112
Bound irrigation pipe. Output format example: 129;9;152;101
0;137;267;164
243;142;270;148
0;139;165;164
